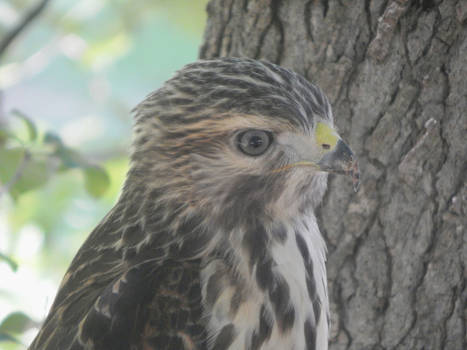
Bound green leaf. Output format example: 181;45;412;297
0;129;20;143
0;253;18;272
44;132;86;170
84;166;110;198
0;312;35;335
11;110;38;142
0;332;21;344
56;147;87;170
43;131;64;147
0;148;51;198
0;147;24;184
12;158;50;197
43;132;111;197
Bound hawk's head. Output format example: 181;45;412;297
29;58;359;350
130;58;358;230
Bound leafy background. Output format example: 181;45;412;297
0;0;208;348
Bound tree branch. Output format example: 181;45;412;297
0;0;51;59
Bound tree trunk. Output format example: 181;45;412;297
199;1;466;349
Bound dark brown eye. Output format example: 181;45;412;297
237;130;273;156
322;143;331;150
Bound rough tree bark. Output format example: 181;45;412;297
199;1;466;349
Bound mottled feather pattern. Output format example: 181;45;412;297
29;58;340;350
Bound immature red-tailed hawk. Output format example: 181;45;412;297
30;58;359;350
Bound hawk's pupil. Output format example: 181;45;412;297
237;129;272;156
249;136;263;148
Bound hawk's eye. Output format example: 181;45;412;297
237;130;273;156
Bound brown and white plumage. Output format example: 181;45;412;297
29;58;358;350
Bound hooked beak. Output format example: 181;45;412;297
318;139;360;192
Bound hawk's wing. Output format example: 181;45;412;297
29;206;207;350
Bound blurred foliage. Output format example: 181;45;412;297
0;110;110;200
0;311;37;346
0;0;208;348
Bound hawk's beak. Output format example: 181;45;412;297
318;139;360;192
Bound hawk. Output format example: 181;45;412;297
29;58;359;350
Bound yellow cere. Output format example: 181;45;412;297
315;122;339;149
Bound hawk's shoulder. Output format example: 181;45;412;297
29;203;208;350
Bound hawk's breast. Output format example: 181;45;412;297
200;213;329;350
